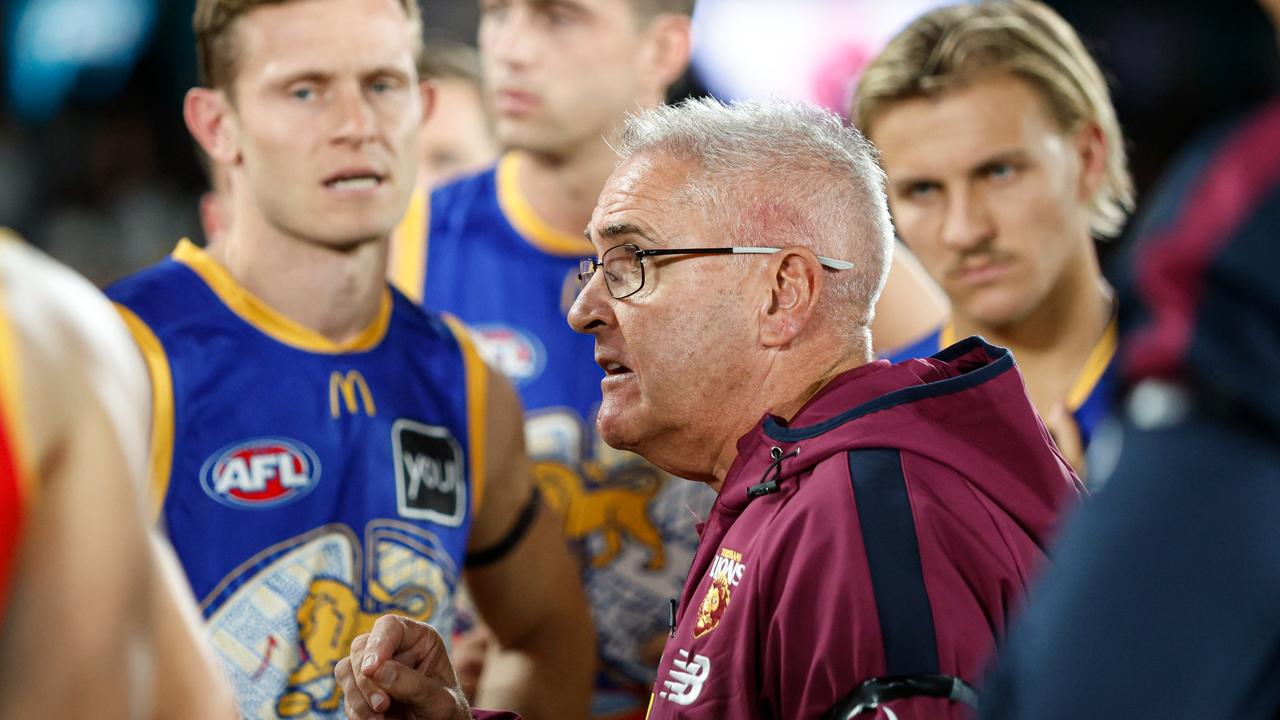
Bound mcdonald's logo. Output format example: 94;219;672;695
329;370;376;418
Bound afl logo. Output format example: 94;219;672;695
199;438;322;509
472;324;546;386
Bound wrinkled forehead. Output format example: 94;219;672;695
588;152;702;251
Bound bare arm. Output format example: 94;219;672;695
0;244;155;718
870;241;949;355
465;366;594;720
147;537;239;719
0;240;236;719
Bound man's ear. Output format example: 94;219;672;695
639;14;692;93
184;87;240;167
1074;120;1107;203
418;79;437;128
758;248;823;348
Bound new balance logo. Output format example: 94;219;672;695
659;649;711;706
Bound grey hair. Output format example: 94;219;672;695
617;97;894;348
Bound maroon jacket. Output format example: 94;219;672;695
646;339;1081;719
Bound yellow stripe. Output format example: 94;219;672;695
496;152;596;257
441;314;488;516
389;184;428;304
940;320;956;348
172;239;392;354
115;305;175;523
1065;314;1118;411
0;235;35;509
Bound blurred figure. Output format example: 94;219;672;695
388;39;499;302
418;39;500;188
980;2;1280;717
855;0;1136;473
196;146;232;249
0;231;235;719
106;0;591;718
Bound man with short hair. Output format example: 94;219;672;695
106;0;592;717
855;0;1135;473
341;96;1081;720
389;3;711;716
416;39;499;188
392;4;947;712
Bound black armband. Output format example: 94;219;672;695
465;487;541;568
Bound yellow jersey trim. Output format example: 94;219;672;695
1065;314;1119;412
389;184;429;304
940;321;957;348
171;239;392;354
115;304;175;523
0;237;35;509
496;153;596;258
441;314;487;516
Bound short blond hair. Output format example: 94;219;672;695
854;0;1133;238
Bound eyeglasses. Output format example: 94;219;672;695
577;244;855;300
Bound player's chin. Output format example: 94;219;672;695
595;404;645;454
311;217;398;248
962;291;1033;329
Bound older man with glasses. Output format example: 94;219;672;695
339;97;1081;720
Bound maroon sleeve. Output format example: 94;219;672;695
472;711;521;720
756;471;887;718
757;458;978;720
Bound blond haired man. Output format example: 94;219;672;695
857;0;1134;473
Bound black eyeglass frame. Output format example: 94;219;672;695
578;244;855;300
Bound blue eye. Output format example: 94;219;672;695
905;182;939;200
291;86;315;101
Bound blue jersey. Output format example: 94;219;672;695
109;240;488;720
880;320;1117;450
392;152;714;719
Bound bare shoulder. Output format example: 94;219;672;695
0;233;149;474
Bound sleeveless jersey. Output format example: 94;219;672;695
392;153;715;719
108;240;488;719
881;320;1118;450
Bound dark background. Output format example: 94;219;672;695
1;0;1275;285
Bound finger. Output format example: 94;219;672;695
352;660;395;715
351;632;369;656
341;637;392;714
362;616;411;677
373;659;470;717
366;614;441;676
339;659;384;720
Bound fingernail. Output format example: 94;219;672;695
371;693;386;710
361;655;376;672
377;663;396;684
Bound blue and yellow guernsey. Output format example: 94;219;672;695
881;319;1118;450
392;152;715;720
108;240;488;720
